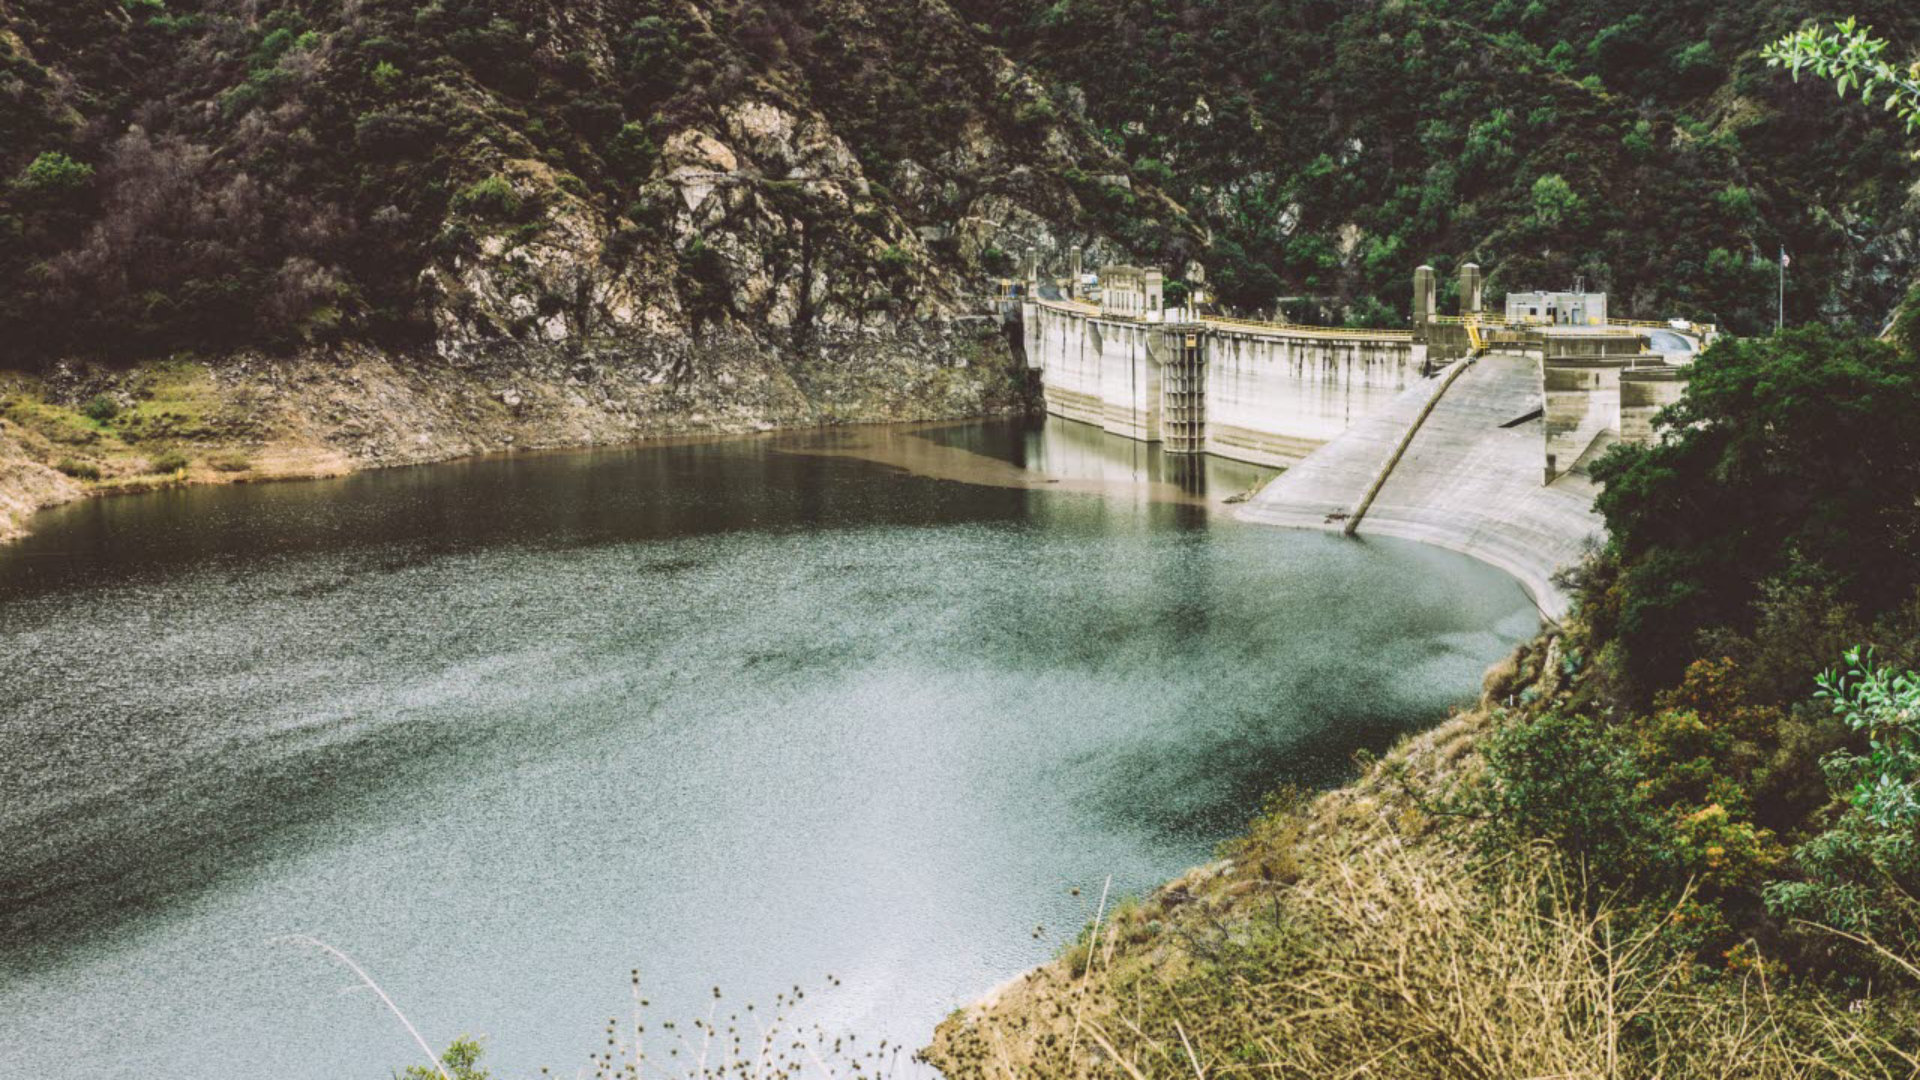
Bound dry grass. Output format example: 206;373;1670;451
926;696;1920;1080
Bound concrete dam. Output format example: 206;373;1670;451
1017;264;1709;619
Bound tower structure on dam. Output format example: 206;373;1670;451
1019;257;1712;482
1459;263;1484;315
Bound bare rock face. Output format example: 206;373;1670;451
361;0;1202;383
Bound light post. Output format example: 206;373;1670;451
1778;246;1789;332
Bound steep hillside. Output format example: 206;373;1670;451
955;0;1920;331
0;0;1197;363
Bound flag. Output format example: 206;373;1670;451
1781;248;1791;269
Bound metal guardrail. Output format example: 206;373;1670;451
1033;299;1103;316
1434;312;1715;338
1033;298;1717;344
1203;315;1414;341
1030;299;1416;340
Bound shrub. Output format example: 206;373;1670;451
81;394;120;422
680;237;733;323
14;151;94;198
207;450;252;472
1813;648;1920;834
877;244;914;278
452;176;524;222
369;60;402;94
1529;173;1582;230
148;449;189;474
1011;98;1057;133
55;458;101;480
1131;156;1174;187
1482;709;1666;878
1767;650;1920;970
354;110;439;158
605;122;658;182
402;1038;489;1080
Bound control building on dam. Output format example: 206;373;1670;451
1014;255;1717;619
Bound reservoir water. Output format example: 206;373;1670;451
0;417;1537;1078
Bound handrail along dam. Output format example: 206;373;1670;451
1014;261;1711;620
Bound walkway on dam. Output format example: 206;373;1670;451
1236;351;1603;622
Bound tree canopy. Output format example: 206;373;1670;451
1586;326;1920;692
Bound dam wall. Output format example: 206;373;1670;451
1542;359;1624;481
1018;278;1696;616
1203;326;1426;467
1024;301;1168;439
1539;331;1682;480
1023;300;1423;468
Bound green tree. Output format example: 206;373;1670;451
402;1038;490;1080
1587;328;1920;694
1764;19;1920;134
14;151;94;197
1528;173;1581;230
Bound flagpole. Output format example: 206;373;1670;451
1778;246;1785;332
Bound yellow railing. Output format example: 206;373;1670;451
1435;311;1716;338
1033;299;1415;340
1608;317;1720;338
1034;298;1102;316
1203;314;1415;341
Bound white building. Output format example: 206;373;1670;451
1099;265;1165;319
1504;290;1608;327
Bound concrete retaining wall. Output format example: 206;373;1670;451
1025;302;1164;440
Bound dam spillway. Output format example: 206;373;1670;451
1235;351;1603;621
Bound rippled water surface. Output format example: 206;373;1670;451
0;417;1536;1078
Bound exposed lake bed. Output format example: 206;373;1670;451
0;417;1535;1078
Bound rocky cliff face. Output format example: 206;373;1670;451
0;0;1199;363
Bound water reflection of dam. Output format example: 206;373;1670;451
1021;414;1277;501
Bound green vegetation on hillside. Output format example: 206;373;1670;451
0;0;1193;364
6;1;1920;364
1473;320;1920;991
956;0;1920;329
